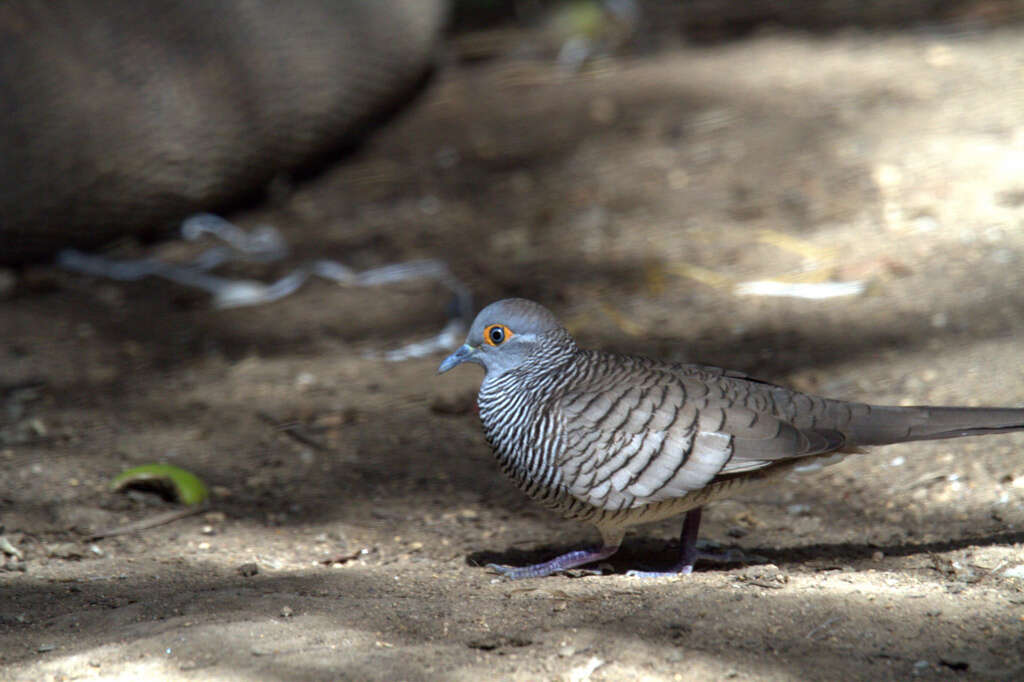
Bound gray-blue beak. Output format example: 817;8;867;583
438;344;475;374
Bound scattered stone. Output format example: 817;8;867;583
1002;565;1024;580
0;535;23;559
735;563;788;588
237;562;259;577
567;656;605;682
45;542;85;560
467;634;532;651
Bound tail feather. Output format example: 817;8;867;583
847;405;1024;446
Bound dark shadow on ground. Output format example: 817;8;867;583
3;558;1023;679
468;529;1024;574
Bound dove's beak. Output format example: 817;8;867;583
438;344;475;374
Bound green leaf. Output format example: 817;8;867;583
111;463;209;506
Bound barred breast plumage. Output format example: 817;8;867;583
438;298;1024;579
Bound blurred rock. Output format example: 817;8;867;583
0;0;448;264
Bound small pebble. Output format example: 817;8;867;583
1002;565;1024;579
911;215;938;233
237;562;259;577
0;536;24;559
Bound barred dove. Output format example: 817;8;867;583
438;298;1024;579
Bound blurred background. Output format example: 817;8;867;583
4;1;1024;679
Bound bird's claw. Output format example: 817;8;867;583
486;562;514;576
486;562;546;580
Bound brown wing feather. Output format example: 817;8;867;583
553;355;847;511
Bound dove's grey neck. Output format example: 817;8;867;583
477;333;579;510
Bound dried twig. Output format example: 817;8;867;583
89;507;206;540
257;411;329;451
806;615;842;639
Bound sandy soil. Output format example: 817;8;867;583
4;23;1024;682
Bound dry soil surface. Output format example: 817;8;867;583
4;25;1024;682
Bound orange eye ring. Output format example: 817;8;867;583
483;324;513;347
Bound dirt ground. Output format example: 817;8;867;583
4;21;1024;682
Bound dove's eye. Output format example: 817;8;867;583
484;324;512;346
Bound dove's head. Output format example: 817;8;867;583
437;298;572;377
